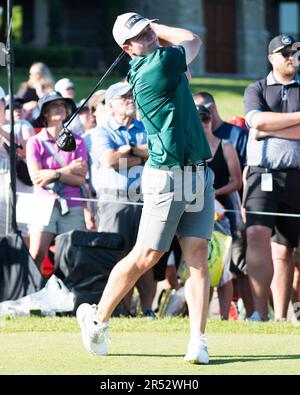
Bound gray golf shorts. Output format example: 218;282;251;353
29;206;86;235
136;165;215;252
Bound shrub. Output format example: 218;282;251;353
14;44;84;69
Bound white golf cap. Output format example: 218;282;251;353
112;12;158;47
54;78;74;93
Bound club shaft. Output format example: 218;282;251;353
65;51;126;128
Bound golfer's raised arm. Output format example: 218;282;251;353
151;23;202;64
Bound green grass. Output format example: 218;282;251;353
0;317;299;375
0;69;251;120
191;77;252;121
1;316;300;334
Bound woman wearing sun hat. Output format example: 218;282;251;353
26;91;88;269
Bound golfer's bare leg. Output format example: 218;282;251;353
96;245;164;322
179;236;210;334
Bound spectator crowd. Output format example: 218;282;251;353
1;30;300;323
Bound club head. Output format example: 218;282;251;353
56;127;76;151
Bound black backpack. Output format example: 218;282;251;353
54;230;124;312
0;233;42;302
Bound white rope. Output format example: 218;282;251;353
16;192;300;218
224;209;300;218
69;196;144;206
69;196;300;218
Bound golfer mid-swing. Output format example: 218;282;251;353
77;12;215;364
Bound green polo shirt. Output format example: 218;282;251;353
127;45;211;169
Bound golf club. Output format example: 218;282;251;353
56;51;126;151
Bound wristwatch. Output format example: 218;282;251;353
54;171;61;181
129;142;136;155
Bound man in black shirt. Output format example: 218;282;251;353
244;34;300;321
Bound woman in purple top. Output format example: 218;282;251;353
26;92;88;269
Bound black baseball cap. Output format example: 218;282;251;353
5;95;24;109
268;34;295;54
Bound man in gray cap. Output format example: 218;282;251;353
90;81;147;211
77;12;214;364
243;33;300;322
89;81;157;317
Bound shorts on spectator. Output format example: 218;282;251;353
97;200;142;254
229;230;247;276
293;238;300;263
244;166;300;247
218;260;233;287
29;206;86;234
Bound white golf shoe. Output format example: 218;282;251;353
76;303;110;356
184;332;209;365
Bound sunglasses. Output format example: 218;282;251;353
13;105;23;110
6;104;23;110
279;49;297;58
200;115;211;123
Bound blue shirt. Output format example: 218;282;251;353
90;116;147;194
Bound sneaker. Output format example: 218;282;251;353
144;309;157;320
76;303;110;356
184;333;209;365
0;275;74;317
247;311;265;322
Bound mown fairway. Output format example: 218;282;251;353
0;317;299;375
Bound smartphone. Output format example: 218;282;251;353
58;197;70;216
